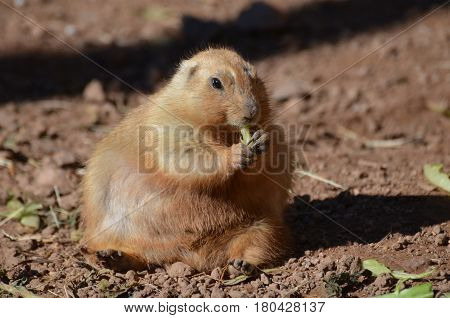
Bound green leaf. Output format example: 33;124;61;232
1;207;24;220
0;282;37;298
391;268;434;280
222;275;250;286
240;125;252;145
376;283;434;298
98;279;110;291
1;198;43;229
23;202;43;215
394;280;405;294
262;267;283;274
6;199;23;211
424;164;450;193
20;215;40;229
362;259;391;276
363;259;435;281
1;199;25;220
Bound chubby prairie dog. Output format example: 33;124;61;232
82;48;294;272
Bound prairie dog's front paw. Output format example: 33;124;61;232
248;129;270;154
231;129;269;169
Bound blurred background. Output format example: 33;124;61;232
0;0;449;298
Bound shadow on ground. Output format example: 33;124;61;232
287;193;450;254
0;0;447;103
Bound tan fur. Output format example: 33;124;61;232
82;48;294;271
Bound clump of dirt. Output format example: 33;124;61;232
0;0;449;298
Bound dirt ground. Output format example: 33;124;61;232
0;0;449;298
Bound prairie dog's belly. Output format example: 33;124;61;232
100;168;281;238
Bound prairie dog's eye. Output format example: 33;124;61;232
211;77;223;90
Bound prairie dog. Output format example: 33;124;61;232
82;48;294;272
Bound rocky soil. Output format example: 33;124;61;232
0;0;449;297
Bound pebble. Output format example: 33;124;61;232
250;279;263;289
125;270;137;281
177;278;189;287
34;165;72;196
166;262;194;278
18;239;38;251
180;285;196;297
431;225;442;235
41;226;57;236
401;257;429;271
392;241;404;251
64;25;77;37
210;267;222;280
211;286;225;298
260;273;270;285
373;273;393;288
434;233;448;246
83;79;106;103
228;290;244;298
53;151;77;167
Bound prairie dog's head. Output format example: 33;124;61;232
166;48;270;128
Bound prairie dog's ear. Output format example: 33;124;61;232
176;59;199;81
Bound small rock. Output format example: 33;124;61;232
434;233;448;246
64;24;77;36
373;273;393;288
177;278;189;288
401;257;429;272
318;258;335;273
260;273;270;285
83;80;106;103
228;290;244;298
59;192;79;211
431;225;442;235
250;279;263;289
41;226;57;236
404;235;413;243
210;267;222;280
18;239;38;251
166;262;194;278
180;285;196;297
125;270;137;281
34;165;72;196
392;241;404;251
349;257;362;273
211;286;225;298
268;283;279;292
53;151;77;167
287;258;296;265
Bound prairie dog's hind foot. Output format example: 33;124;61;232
91;249;149;272
228;259;257;275
96;249;122;259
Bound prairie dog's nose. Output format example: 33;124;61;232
243;97;258;121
